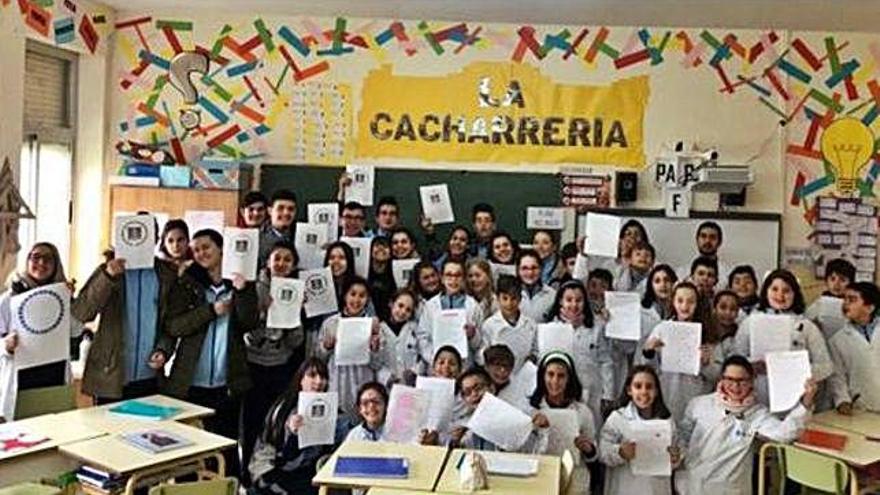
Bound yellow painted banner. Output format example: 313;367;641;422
356;62;649;167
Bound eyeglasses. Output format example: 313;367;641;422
28;253;54;263
721;376;751;386
461;382;487;397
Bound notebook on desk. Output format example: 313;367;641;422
457;451;539;477
334;456;410;478
799;428;848;451
109;400;182;421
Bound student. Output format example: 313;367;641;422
806;258;856;339
676;355;816;495
480;275;537;371
324;241;357;309
641;264;677;322
368;196;401;238
389;226;420;260
548;280;613;431
827;282;880;413
484;344;529;411
0;242;81;420
688;255;719;300
532;230;564;286
734;269;836;407
586;268;613;316
713;290;740;360
241;240;304;482
677;221;731;283
600;365;679;495
614;241;654;295
517;250;556;324
488;231;520;266
728;265;759;317
550;242;580;289
239;191;268;228
73;219;189;404
450;367;498;450
432;345;463;380
432;225;471;270
466;258;496;318
642;282;721;421
470;203;497;258
340;201;368;238
249;358;348;495
315;277;384;419
367;236;395;322
346;381;389;442
259;189;297;267
380;289;429;385
409;260;441;318
162;229;258;475
418;259;484;366
618;219;649;262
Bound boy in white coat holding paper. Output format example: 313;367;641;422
827;282;880;413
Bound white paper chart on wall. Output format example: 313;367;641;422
812;197;877;282
290;82;352;165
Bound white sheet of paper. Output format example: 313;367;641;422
308;203;339;243
184;210;224;233
766;350;811;413
344;165;375;206
584;213;621;258
817;296;845;327
385;385;430;443
467;393;533;451
295;222;329;270
11;283;71;370
114;214;156;270
297;392;339;448
432;309;468;359
544;409;579;454
537;322;575;357
416;376;455;431
221;227;259;281
480;452;539;476
419;184;455;224
340;237;371;278
489;262;517;282
605;292;642;341
267;277;304;328
299;267;338;317
658;321;702;376
748;314;793;361
629;419;673;476
526;207;565;230
335;317;372;366
504;360;538;409
392;258;420;288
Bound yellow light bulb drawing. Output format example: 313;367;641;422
820;118;876;195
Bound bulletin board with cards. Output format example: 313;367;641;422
290;82;354;166
812;197;878;282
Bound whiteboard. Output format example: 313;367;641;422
577;211;780;283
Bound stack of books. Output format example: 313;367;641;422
75;466;127;494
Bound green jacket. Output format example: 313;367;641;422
71;259;179;399
159;267;257;398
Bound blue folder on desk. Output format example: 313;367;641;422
334;456;409;478
108;400;181;420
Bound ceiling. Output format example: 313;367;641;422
96;0;880;32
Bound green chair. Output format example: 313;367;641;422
0;483;61;495
14;385;76;419
147;478;237;495
758;443;858;495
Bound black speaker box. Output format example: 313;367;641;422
616;172;638;202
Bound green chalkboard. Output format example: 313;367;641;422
259;164;561;244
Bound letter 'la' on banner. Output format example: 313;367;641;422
356;61;648;167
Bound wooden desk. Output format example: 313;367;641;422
435;450;561;495
52;395;214;434
797;423;880;468
312;441;450;492
811;410;880;437
366;489;444;495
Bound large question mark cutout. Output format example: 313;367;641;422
168;51;210;131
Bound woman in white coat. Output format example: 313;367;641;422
827;282;880;413
676;355;816;495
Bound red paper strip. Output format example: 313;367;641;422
765;68;790;100
162;26;183;54
614;49;650;69
584;27;609;63
453;25;482;55
207;124;241;148
78;15;99;53
715;65;735;93
25;3;51;37
222;37;257;63
723;34;746;59
294;60;330;82
239;34;262;54
136;102;170;127
803;116;821;150
563;28;589;60
844;77;858;101
195;45;230;66
791;38;822;71
786;145;823;160
120;59;150;90
790;171;805;206
170;137;186;165
115;16;152;29
231;102;265;123
243;75;263;106
868;80;880;106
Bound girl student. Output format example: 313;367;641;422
713;290;740;360
431;225;471;270
517;249;556;324
728;265;760;318
389;227;420;260
417;259;484;367
733;268;838;407
532;229;566;286
408;260;441;319
600;365;680;495
315;276;385;419
641;282;722;421
73;219;189;404
379;288;430;385
529;352;598;495
346;381;437;445
641;264;678;325
304;241;356;359
249;358;348;495
466;258;497;318
432;344;463;380
367;236;396;323
489;231;519;267
547;280;614;432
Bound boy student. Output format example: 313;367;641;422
806;258;856;339
827;282;880;413
586;268;613;316
678;221;731;283
240;191;268;228
340;201;369;237
689;256;719;299
368;196;401;238
259;189;297;267
480;275;537;370
471;203;497;258
614;241;655;294
483;344;529;411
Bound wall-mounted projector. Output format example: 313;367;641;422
691;165;754;193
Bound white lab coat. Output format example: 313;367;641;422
676;393;810;495
599;403;675;495
734;311;837;407
613;266;649;296
826;318;880;411
805;296;847;340
520;285;556;324
480;311;538;371
532;399;597;495
0;351;16;420
380;320;430;381
609;306;662;397
417;293;484;367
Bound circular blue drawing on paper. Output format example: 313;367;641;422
17;289;64;335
